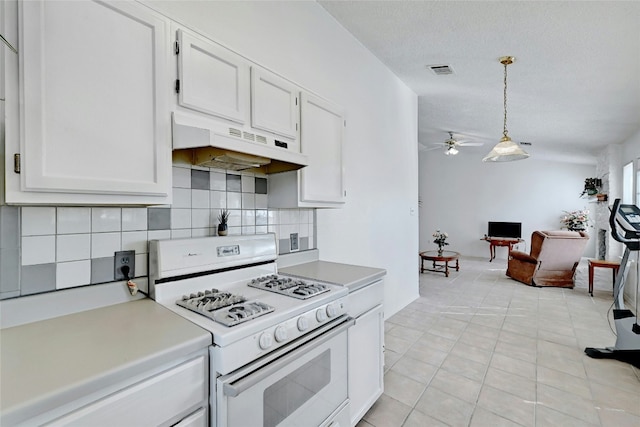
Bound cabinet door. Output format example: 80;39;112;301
299;93;345;204
177;28;249;124
251;66;299;140
349;304;384;426
17;0;170;200
45;355;207;427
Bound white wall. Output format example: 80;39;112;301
419;151;597;260
594;144;622;260
142;1;420;317
622;129;640;168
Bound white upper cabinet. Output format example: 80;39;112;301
7;0;171;204
268;92;345;208
172;29;302;155
299;92;345;204
176;28;249;124
250;66;299;141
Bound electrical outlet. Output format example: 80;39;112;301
290;233;299;251
114;250;135;281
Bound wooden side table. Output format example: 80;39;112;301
481;237;524;261
588;259;620;297
419;250;460;277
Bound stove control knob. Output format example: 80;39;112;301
297;316;309;331
259;333;273;350
274;326;288;342
326;303;339;318
316;308;327;322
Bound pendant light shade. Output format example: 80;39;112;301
483;56;530;162
482;136;529;162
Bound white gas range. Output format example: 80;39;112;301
149;234;353;427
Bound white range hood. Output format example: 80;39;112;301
171;112;308;174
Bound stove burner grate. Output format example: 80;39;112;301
248;275;330;299
214;302;275;327
176;288;274;326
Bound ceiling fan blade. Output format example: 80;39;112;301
458;142;484;147
423;146;444;152
419;143;442;152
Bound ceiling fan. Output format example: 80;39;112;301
423;132;484;156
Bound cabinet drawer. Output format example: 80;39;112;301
45;355;207;427
348;280;384;318
175;407;207;427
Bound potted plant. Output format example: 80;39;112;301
580;178;602;198
217;209;230;236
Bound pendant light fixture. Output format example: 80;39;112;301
482;56;530;162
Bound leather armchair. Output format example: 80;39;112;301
506;230;589;288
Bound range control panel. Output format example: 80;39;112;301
212;296;348;375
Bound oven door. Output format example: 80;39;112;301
216;317;354;427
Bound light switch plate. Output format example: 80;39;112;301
290;233;299;251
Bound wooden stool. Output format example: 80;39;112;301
588;259;620;297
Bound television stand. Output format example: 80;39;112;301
481;237;524;262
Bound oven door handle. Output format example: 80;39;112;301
223;317;355;398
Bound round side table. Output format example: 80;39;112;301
419;250;460;277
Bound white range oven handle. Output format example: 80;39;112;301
222;316;355;397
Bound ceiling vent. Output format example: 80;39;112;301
427;64;454;75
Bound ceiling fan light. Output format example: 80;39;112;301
445;147;459;156
482;136;529;162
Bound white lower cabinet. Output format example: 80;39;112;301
171;407;207;427
347;281;384;426
38;353;208;427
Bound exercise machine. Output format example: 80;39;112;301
585;199;640;368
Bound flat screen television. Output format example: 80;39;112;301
488;222;522;239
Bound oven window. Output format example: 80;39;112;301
263;349;331;427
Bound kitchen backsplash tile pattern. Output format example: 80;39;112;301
0;165;315;299
0;206;20;298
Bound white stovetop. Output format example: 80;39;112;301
153;264;348;347
280;260;386;293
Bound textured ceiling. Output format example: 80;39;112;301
319;1;640;163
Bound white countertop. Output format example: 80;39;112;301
0;299;211;426
279;260;386;292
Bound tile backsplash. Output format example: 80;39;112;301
0;165;315;299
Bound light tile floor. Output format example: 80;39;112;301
358;257;640;427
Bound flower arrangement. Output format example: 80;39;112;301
433;230;449;254
561;209;590;231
